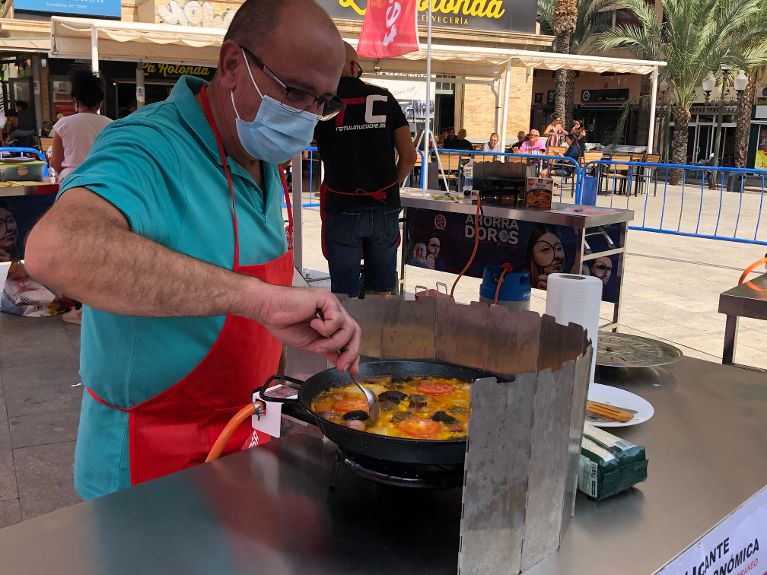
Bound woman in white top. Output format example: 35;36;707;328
50;68;113;183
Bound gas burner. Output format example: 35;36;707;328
335;450;463;489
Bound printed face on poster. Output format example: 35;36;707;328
0;196;56;262
405;208;620;302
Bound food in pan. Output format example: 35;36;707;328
311;376;471;439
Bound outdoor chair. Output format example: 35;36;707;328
643;153;663;196
601;153;632;195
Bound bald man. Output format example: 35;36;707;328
24;0;361;499
315;42;417;297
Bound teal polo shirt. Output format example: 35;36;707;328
59;76;288;499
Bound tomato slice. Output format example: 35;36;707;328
395;417;442;439
416;380;455;396
332;398;369;414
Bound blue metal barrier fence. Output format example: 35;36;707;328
582;160;767;245
290;147;767;246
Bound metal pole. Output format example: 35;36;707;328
31;55;42;134
90;26;100;75
500;60;511;153
712;69;730;171
647;67;658;154
135;64;145;109
421;1;433;193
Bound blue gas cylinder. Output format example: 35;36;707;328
479;265;531;312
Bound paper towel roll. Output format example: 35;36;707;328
545;273;602;384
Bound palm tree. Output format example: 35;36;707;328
598;0;763;176
538;0;615;128
552;0;577;125
729;7;767;167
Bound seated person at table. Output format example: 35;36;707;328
570;120;587;156
436;129;448;148
542;133;580;177
445;128;474;151
483;132;503;161
483;132;502;153
510;131;527;152
443;127;456;148
8;101;36;144
518;130;547;154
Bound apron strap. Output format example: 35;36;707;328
87;387;131;413
323;179;399;205
200;85;242;268
278;165;293;250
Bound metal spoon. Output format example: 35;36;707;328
315;309;379;425
348;369;379;426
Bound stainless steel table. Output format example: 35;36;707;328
718;272;767;366
1;357;766;574
399;188;634;330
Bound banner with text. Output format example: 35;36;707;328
319;0;536;34
358;0;420;58
656;485;766;575
405;207;620;302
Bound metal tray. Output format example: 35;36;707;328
597;332;682;368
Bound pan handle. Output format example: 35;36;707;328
259;375;305;404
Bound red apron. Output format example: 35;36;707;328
87;85;294;486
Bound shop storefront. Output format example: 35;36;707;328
46;58;214;120
750;105;767;170
531;69;643;145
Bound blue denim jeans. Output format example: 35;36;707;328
325;209;400;296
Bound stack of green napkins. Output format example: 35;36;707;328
577;423;648;501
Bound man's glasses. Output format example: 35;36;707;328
428;242;440;250
240;46;345;121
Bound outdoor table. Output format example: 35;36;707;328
0;356;764;574
718;271;767;366
399;188;633;329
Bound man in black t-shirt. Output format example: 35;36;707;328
315;42;417;296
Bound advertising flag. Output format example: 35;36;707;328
357;0;419;58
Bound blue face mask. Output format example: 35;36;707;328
231;49;320;163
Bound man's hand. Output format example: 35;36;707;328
245;284;361;374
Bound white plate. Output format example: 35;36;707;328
586;383;654;428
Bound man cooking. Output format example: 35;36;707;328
24;0;361;500
314;42;417;297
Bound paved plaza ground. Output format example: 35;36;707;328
1;183;765;530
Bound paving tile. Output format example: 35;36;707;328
0;398;18;502
0;498;21;528
3;371;83;418
14;441;81;520
9;410;80;449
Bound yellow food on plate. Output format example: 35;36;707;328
311;376;472;440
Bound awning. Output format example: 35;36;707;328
0;18;51;53
49;17;666;77
50;17;224;65
349;42;666;77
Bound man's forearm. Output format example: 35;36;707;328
25;194;271;319
396;155;417;183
